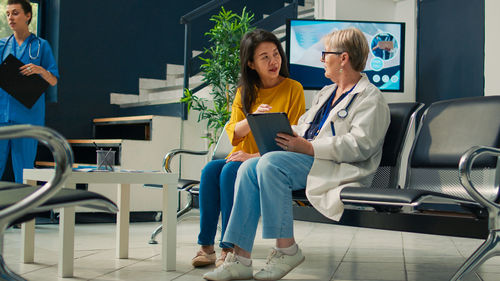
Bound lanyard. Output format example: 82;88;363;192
315;84;357;136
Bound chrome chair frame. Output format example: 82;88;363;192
149;127;232;244
148;149;208;244
0;125;118;281
335;96;500;281
0;125;71;281
451;146;500;281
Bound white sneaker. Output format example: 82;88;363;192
203;252;253;281
253;247;305;280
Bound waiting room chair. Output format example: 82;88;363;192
148;126;232;244
0;125;118;281
338;96;500;280
292;102;424;206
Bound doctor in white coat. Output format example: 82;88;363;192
203;27;390;281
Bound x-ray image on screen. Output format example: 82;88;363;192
286;19;405;92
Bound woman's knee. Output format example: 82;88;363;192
199;160;226;197
200;159;225;181
232;158;259;192
220;161;242;179
219;161;242;193
237;158;259;178
256;151;287;174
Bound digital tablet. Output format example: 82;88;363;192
247;112;294;155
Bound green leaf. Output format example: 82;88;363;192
187;6;254;147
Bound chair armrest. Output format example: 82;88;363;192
163;148;209;173
459;145;500;228
0;125;73;229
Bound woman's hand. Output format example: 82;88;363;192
19;63;58;86
276;132;314;156
234;104;272;140
20;63;43;76
252;104;272;114
226;151;259;162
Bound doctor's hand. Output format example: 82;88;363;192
276;132;314;156
226;151;259;162
20;63;44;76
19;63;58;86
252;104;272;114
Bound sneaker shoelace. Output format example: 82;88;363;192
216;253;239;272
262;249;284;269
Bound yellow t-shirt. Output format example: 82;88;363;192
225;78;305;157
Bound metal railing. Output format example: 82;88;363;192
179;0;301;119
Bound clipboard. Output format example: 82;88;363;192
0;54;49;108
247;112;294;155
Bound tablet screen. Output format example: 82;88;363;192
247;112;293;155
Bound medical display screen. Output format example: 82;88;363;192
286;19;405;92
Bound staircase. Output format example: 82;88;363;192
110;63;206;109
109;0;314;110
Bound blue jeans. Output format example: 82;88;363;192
198;159;242;248
223;151;314;252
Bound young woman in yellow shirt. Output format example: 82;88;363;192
192;29;305;268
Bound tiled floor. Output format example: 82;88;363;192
3;214;500;281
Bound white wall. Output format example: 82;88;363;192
485;0;500;96
179;108;210;181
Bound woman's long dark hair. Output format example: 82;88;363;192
238;29;289;115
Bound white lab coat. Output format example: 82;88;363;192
292;74;390;221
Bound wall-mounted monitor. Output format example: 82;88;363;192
286;19;405;92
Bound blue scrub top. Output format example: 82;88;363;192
0;33;59;125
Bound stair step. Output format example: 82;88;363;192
146;88;184;102
140;84;184;94
299;14;314;19
166;64;184;75
139;78;168;90
160;74;205;88
115;96;182;108
113;84;211;108
174;75;204;87
298;7;314;15
110;93;139;105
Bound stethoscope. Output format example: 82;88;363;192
310;85;358;139
337;93;358;119
1;34;41;60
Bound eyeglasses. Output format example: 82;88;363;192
321;51;344;60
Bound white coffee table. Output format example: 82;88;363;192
22;169;178;278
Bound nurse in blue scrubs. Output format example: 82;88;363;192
0;0;59;182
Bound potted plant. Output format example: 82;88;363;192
181;7;254;147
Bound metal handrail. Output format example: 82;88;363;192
253;2;298;40
180;0;231;119
180;0;231;24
